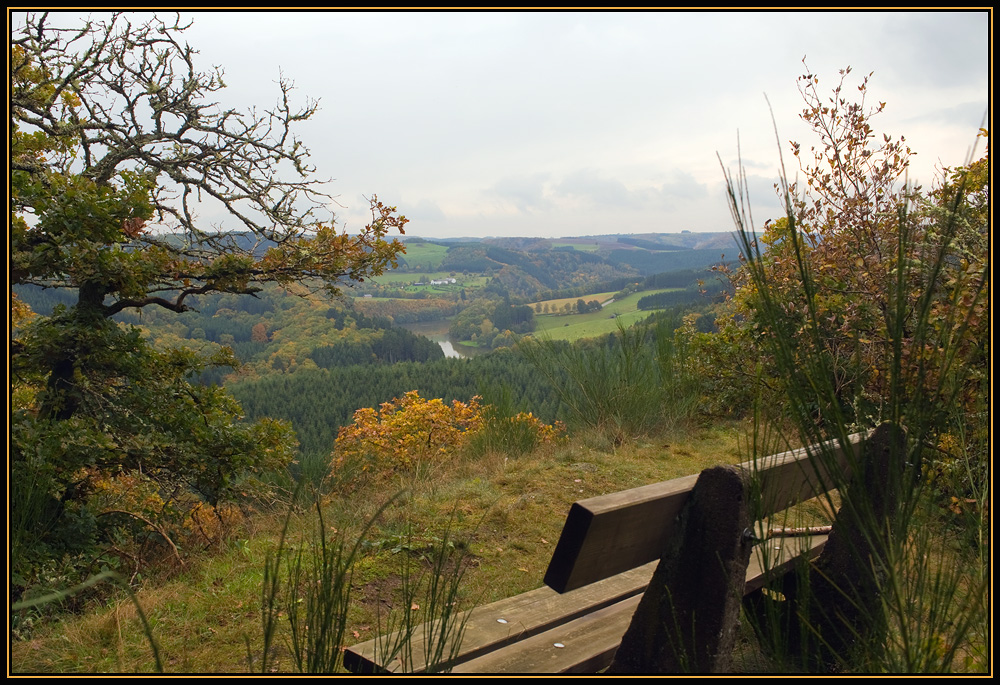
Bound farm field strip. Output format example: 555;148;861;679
530;289;682;341
531;291;618;309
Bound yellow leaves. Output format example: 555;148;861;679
334;391;482;475
333;391;565;478
60;89;83;109
185;501;244;545
506;412;566;446
11;292;35;330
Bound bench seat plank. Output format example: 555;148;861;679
344;561;658;674
459;533;828;674
453;594;643;674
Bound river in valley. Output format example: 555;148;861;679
400;320;489;359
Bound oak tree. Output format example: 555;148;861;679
10;13;405;582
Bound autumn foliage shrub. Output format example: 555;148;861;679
334;391;483;477
89;469;245;559
333;390;565;479
721;64;989;672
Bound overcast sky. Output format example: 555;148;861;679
29;10;993;239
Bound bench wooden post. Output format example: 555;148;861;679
748;422;907;671
608;465;754;674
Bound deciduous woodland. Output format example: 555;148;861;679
10;13;988;675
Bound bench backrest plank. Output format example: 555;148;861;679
543;474;698;593
544;432;866;593
751;431;865;516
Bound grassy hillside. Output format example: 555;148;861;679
10;423;748;674
396;241;451;271
531;290;680;341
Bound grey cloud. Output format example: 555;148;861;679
657;170;708;201
170;11;986;238
884;12;989;89
899;99;989;131
410;199;448;223
488;173;552;213
555;170;631;206
551;169;709;214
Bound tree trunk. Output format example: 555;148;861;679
39;281;109;421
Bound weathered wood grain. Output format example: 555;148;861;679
544;432;865;593
344;561;656;674
346;534;827;673
346;431;867;674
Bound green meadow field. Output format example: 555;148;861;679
530;289;680;341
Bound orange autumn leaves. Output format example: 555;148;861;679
334;390;564;476
336;391;481;471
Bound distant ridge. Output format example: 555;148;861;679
401;231;738;251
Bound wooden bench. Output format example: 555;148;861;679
345;426;900;674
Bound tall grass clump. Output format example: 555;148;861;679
371;518;473;674
256;490;471;674
256;492;359;674
12;571;163;673
467;384;565;459
520;315;700;445
721;65;988;673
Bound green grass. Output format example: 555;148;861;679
397;242;450;271
531;291;617;309
530;290;678;342
9;422;743;674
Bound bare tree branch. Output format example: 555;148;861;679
12;12;406;315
